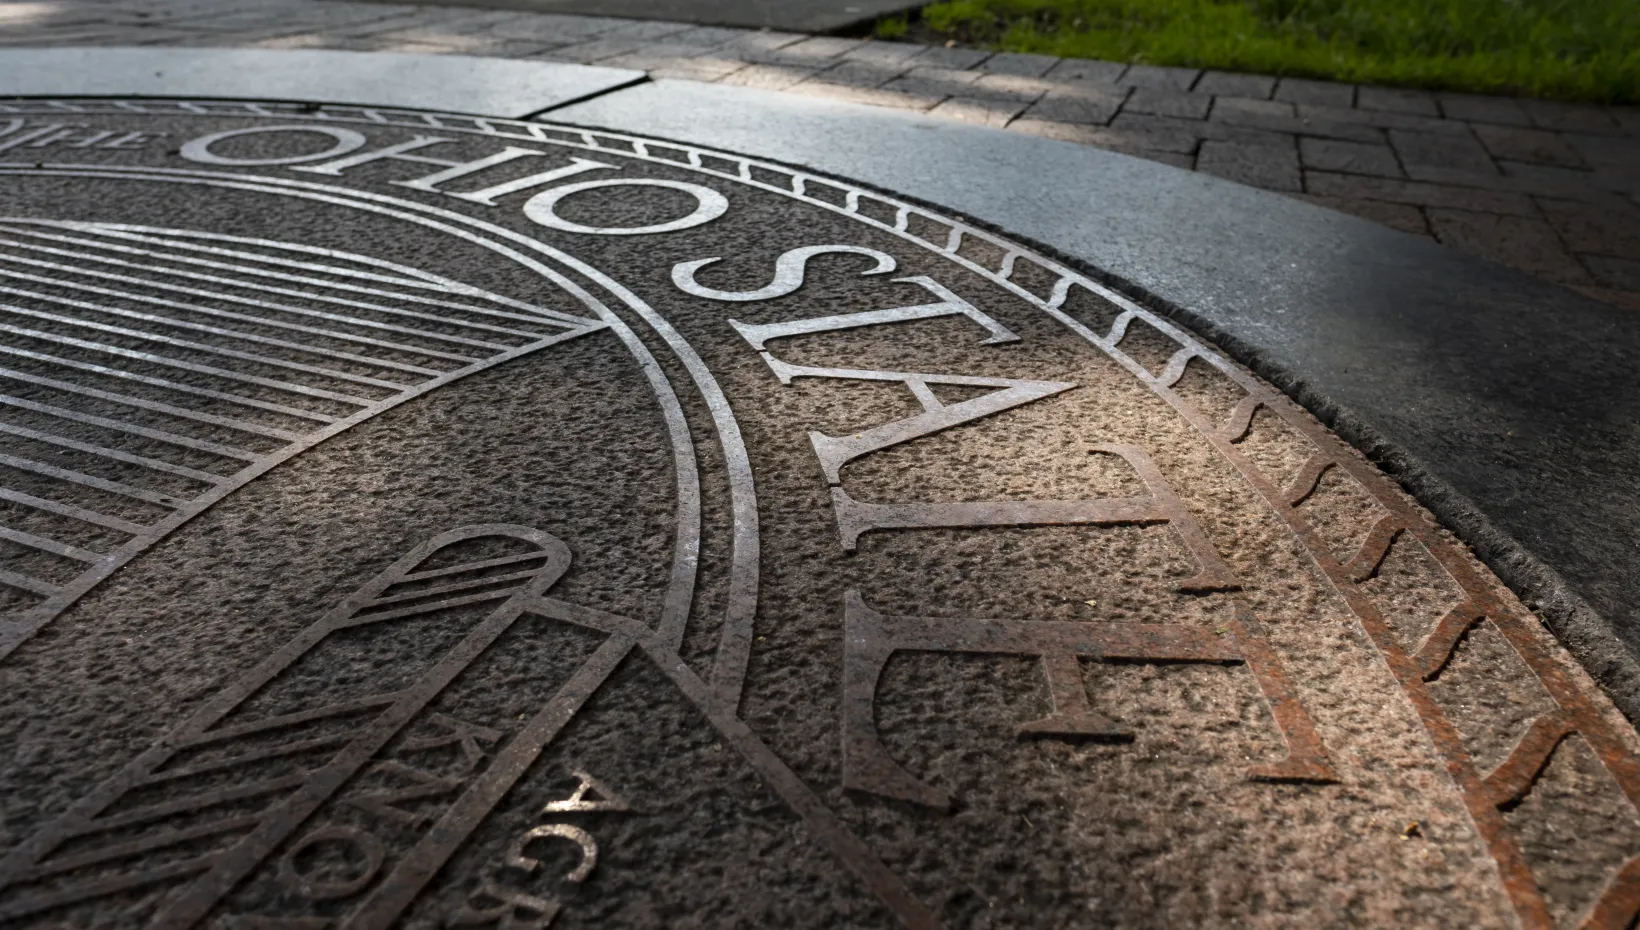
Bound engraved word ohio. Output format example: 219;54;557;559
0;102;1637;930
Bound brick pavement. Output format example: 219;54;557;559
6;0;1640;311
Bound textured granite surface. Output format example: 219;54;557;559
0;101;1635;929
558;80;1640;722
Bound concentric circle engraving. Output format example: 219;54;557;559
0;100;1636;930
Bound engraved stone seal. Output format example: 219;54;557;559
0;101;1636;929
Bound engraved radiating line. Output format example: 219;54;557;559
348;596;943;930
27;166;705;657
0;363;305;441
0;298;414;395
0;253;486;363
13;221;597;327
0;858;208;922
0;523;101;561
0;486;144;533
0;318;378;406
0;567;56;595
0;392;260;460
0;341;341;423
0;218;436;289
136;733;358;787
49;223;459;290
0;420;228;484
0;224;567;339
23;814;261;880
184;693;400;748
69;774;307;835
0;284;436;381
0;169;614;659
0;527;569;927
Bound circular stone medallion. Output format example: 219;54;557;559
0;100;1637;930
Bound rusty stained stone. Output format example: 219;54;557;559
0;100;1635;929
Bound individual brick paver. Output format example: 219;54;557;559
1126;88;1211;120
9;0;1640;314
1194;70;1275;100
1273;77;1356;108
1356;86;1439;116
1427;209;1593;285
1389;128;1497;173
1300;138;1404;178
1197;138;1301;191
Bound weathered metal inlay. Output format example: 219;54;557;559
0;101;1636;930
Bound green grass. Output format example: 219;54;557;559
879;0;1640;103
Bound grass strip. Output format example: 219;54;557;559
880;0;1639;103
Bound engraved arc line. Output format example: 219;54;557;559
0;524;566;925
0;167;881;924
6;105;1639;925
0;168;702;674
0;147;1548;925
476;113;1640;927
1033;282;1640;927
2;161;759;702
1063;302;1553;925
475;111;1640;926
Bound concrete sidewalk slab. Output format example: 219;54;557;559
0;45;643;117
323;0;926;33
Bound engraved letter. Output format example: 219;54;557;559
730;275;1017;348
449;881;561;929
347;761;462;827
841;593;1336;809
523;179;728;235
288;135;457;174
755;354;1073;486
672;244;896;302
0;123;82;153
436;157;616;206
180;125;369;165
289;137;616;204
398;712;503;774
504;824;598;883
100;131;165;149
541;769;633;814
277;824;385;900
831;443;1240;594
